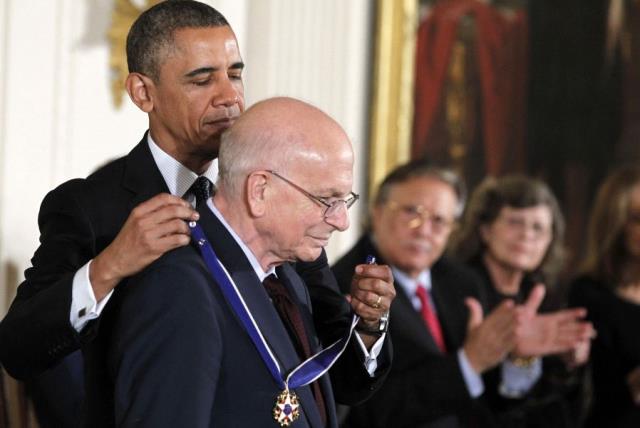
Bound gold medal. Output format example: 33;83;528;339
273;388;300;426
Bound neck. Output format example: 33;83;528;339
180;156;212;176
482;253;523;295
148;129;215;175
214;193;282;273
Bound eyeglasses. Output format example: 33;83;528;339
387;201;455;234
267;170;359;218
497;215;551;240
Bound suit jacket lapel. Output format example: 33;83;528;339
122;134;170;208
197;205;324;428
430;262;464;352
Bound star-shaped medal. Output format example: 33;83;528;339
273;389;300;426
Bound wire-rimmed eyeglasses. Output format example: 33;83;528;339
387;201;456;233
267;170;359;218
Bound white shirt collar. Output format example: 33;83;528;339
392;267;432;297
205;198;275;282
147;132;218;198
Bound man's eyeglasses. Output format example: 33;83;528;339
267;170;359;218
387;201;455;233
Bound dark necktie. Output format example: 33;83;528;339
416;285;447;353
263;274;327;426
189;176;213;207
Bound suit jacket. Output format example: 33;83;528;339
332;234;489;428
85;202;385;428
0;134;347;382
0;135;168;379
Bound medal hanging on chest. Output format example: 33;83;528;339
273;388;300;426
190;221;358;427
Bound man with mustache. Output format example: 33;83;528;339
0;2;393;418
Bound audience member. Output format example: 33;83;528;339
332;160;589;428
569;165;640;427
451;175;593;427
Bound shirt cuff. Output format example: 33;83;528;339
70;260;114;332
355;332;387;376
457;348;485;398
499;357;543;398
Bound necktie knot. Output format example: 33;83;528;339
190;176;213;207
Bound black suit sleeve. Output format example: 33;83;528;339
108;255;220;428
0;180;97;379
346;354;475;428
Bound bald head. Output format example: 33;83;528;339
215;97;355;268
218;97;353;196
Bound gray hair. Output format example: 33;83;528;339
374;159;467;218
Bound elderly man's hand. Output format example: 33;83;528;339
90;193;198;301
463;298;517;374
346;263;395;347
512;284;595;358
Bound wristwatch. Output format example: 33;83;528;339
355;311;390;337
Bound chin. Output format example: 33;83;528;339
296;248;322;262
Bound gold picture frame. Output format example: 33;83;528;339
367;0;419;197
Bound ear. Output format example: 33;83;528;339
246;171;269;217
125;72;155;113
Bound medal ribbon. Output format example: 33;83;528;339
189;222;359;390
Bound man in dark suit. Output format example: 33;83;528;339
86;96;392;427
0;0;233;381
0;2;393;425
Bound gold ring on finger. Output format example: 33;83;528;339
372;295;382;309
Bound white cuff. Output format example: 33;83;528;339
355;332;386;376
457;348;485;398
70;260;114;332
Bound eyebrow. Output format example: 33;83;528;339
183;62;245;78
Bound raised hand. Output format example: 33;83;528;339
513;283;595;357
346;263;395;347
463;298;516;374
347;263;395;321
90;193;199;300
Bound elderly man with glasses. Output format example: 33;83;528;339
82;97;394;428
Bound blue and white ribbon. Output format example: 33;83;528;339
189;221;358;390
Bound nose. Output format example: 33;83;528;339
212;75;243;107
325;206;350;232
